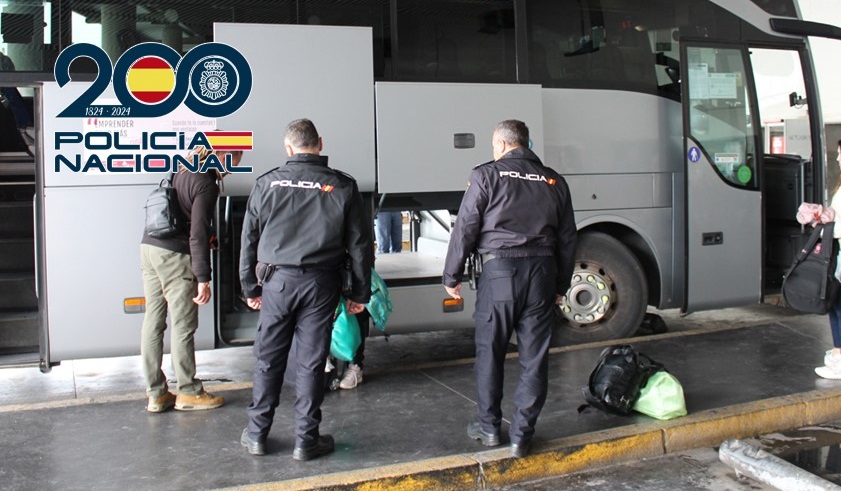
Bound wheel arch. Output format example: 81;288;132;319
576;217;662;308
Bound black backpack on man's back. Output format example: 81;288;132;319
144;173;187;239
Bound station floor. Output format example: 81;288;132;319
1;307;841;490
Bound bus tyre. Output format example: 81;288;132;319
554;232;648;344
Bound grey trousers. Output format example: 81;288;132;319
140;244;203;397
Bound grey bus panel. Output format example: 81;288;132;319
375;82;543;194
215;23;376;195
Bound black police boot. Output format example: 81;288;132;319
467;421;501;447
240;428;266;456
510;440;531;458
292;434;335;461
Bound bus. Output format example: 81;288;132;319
1;0;840;371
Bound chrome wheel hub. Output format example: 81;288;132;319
559;264;614;325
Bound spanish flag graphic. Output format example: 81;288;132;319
126;56;175;104
205;131;253;151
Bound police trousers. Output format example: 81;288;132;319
246;267;341;447
473;256;556;445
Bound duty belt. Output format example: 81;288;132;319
480;247;554;264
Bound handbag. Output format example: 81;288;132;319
330;299;361;362
632;370;687;420
782;222;840;315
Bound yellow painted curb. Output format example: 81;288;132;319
215;387;841;491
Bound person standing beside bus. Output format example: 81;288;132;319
239;119;372;459
443;120;576;458
816;140;841;379
375;211;403;253
140;147;242;413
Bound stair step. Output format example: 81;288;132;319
0;310;39;351
0;273;37;310
0;183;35;202
0;238;34;272
0;201;33;239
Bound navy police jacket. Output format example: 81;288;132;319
239;153;372;303
442;147;577;295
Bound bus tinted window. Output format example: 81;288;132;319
748;0;797;17
526;0;756;98
395;0;515;83
6;1;390;77
0;0;53;72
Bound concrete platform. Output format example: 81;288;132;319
2;308;841;490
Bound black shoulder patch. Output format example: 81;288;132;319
473;160;495;170
255;167;281;181
331;168;358;182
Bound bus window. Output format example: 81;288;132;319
526;0;664;90
747;0;798;17
0;1;54;72
297;0;391;80
525;0;774;98
686;46;759;190
394;0;515;83
62;0;392;77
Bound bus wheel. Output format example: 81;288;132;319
554;232;648;344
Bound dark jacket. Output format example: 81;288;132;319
442;148;577;295
141;171;219;282
239;153;372;303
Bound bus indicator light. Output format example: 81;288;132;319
124;297;146;314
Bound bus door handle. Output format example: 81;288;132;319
702;232;723;246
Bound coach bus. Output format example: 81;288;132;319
0;0;839;371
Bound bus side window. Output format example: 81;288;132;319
395;0;515;83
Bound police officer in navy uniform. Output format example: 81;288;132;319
443;119;576;458
239;119;372;459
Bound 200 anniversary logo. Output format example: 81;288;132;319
53;42;253;173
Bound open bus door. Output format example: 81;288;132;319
681;43;763;314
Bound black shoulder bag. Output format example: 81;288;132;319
782;222;840;315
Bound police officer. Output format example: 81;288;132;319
239;119;372;459
443;119;576;458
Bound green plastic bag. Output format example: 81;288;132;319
366;269;392;331
330;300;361;362
632;370;687;420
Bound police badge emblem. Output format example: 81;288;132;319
188;54;242;109
199;59;229;101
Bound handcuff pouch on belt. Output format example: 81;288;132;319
255;262;276;286
467;251;483;290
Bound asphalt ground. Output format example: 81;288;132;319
1;302;840;490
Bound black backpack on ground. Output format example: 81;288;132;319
782;222;840;315
580;344;663;415
144;172;187;239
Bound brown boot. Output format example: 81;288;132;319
175;390;224;411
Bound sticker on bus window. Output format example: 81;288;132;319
737;165;752;184
714;153;740;165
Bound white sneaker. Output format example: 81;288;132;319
339;364;363;389
825;350;841;367
815;364;841;380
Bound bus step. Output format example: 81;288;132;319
0;201;33;239
0;310;39;351
0;273;37;310
0;238;34;272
